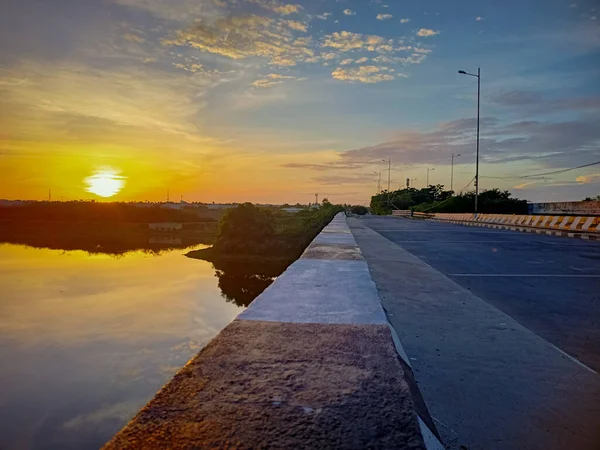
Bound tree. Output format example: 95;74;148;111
350;205;368;215
216;203;275;250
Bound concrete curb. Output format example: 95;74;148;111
103;213;444;449
430;218;600;240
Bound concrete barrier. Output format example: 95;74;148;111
391;209;412;217
426;213;600;240
103;213;443;450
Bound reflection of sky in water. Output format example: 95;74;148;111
0;244;242;450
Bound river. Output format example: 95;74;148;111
0;242;270;449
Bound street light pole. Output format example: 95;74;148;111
382;159;391;192
458;67;481;215
427;167;435;186
374;171;381;193
451;153;461;192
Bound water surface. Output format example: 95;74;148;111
0;243;245;449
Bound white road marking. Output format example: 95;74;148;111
448;273;600;278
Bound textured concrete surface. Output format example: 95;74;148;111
103;320;426;450
104;213;435;449
350;216;600;450
302;242;363;260
238;259;387;325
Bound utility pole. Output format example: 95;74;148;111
382;159;391;192
374;171;381;193
315;193;319;206
427;167;435;186
167;189;170;202
475;67;481;215
406;178;410;189
458;67;481;215
48;189;51;202
451;153;461;192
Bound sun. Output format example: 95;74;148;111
84;168;126;198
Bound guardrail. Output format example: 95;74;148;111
433;213;600;233
391;210;434;219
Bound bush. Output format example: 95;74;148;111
211;201;344;257
372;186;528;215
350;205;369;215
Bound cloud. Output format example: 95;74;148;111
111;0;220;21
312;175;374;185
282;162;361;171
513;181;539;189
163;15;315;66
0;60;221;139
576;173;600;184
322;31;399;54
285;20;308;32
332;66;396;83
339;58;354;65
377;14;393;20
247;0;302;15
417;28;439;37
476;16;484;21
317;12;332;20
490;90;600;112
400;18;411;23
252;73;296;88
355;57;369;64
122;33;145;43
321;52;338;60
339;117;600;170
343;9;356;16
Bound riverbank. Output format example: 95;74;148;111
186;203;344;266
0;220;216;255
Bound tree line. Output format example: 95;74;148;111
370;185;528;215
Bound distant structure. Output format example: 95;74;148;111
149;222;183;231
529;200;600;216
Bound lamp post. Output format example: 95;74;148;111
426;167;435;187
382;159;391;192
374;171;381;193
458;67;481;215
451;153;461;192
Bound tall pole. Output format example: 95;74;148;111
387;159;391;193
475;67;481;215
451;154;455;192
427;168;434;186
451;153;461;192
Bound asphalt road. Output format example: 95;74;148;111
350;215;600;449
362;216;600;372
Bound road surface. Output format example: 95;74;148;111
350;215;600;450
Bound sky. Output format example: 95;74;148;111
0;0;599;205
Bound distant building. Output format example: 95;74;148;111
206;203;238;210
149;222;183;231
529;200;600;215
282;207;304;213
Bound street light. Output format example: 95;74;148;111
451;153;461;192
426;167;435;186
458;67;481;215
373;171;382;193
382;159;391;192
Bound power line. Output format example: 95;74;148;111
481;159;600;181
